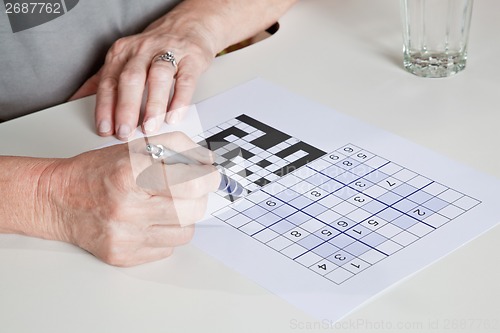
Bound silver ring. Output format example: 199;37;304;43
155;51;178;70
146;143;165;159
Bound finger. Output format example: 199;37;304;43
128;152;219;200
127;133;219;193
126;146;157;182
142;56;177;135
95;57;128;137
114;55;151;140
145;224;195;247
69;69;101;101
126;134;214;184
110;247;174;267
133;247;175;266
137;162;219;198
164;164;220;198
128;130;214;166
148;131;215;164
167;57;204;124
71;76;99;100
140;194;208;226
129;131;215;165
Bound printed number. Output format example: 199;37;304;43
329;154;340;160
352;229;362;235
321;229;333;237
5;2;61;14
343;160;353;167
45;2;61;14
337;220;349;228
266;200;276;207
350;263;361;269
290;230;301;237
354;181;366;188
334;254;346;261
413;208;425;216
310;190;322;197
386;180;397;187
318;263;327;270
356;153;367;159
343;147;354;153
353;196;365;203
367;219;379;226
5;2;18;13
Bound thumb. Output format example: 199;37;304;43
69;69;102;101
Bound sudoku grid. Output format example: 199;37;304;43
193;114;325;201
197;115;481;284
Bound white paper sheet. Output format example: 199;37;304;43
186;78;500;322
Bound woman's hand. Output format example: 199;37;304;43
70;0;298;140
42;132;219;267
71;8;217;140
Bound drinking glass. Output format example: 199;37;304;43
401;0;474;78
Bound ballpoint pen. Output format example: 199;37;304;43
146;143;245;198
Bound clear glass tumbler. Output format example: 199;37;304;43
401;0;474;78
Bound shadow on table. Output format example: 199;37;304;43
309;0;402;68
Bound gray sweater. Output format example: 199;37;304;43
0;0;179;122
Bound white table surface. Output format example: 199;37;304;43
1;1;499;332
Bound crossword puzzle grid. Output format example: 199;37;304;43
212;143;481;285
192;114;325;201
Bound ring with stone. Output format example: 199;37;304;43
154;51;178;70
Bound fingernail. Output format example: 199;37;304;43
166;111;179;124
98;120;111;134
117;124;131;139
143;118;158;134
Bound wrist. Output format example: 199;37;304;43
148;2;228;55
0;156;72;243
34;158;75;243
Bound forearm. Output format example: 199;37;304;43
151;0;298;54
0;156;67;241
